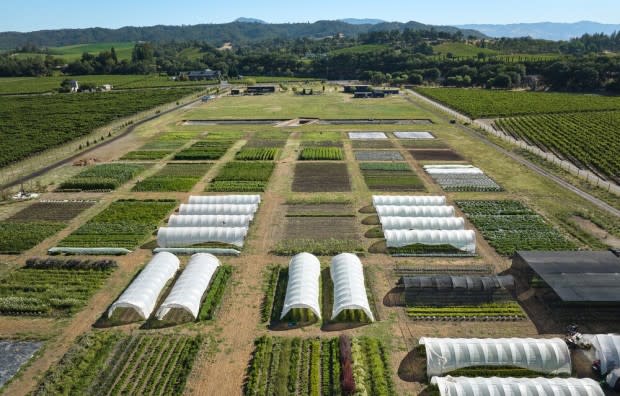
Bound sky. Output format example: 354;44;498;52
1;0;619;32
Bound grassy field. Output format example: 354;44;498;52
12;42;135;62
415;87;620;118
432;42;499;57
184;91;430;119
329;44;391;55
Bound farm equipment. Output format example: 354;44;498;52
564;324;592;350
11;184;39;201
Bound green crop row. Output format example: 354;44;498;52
236;147;280;161
260;265;280;323
119;150;173;160
132;163;212;192
198;265;233;321
272;238;364;256
174;139;235;160
0;222;65;254
208;161;275;192
299;147;344;160
59;163;147;191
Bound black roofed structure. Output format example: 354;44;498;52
513;251;620;303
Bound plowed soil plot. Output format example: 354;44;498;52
286;203;353;216
7;201;95;222
409;149;464;161
354;150;403;161
351;140;395;149
292;163;351;192
284;217;359;240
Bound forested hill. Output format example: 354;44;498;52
0;20;484;49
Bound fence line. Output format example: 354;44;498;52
408;90;620;196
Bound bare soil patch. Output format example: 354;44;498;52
409;149;464;161
283;217;359;240
286;203;353;217
292;163;351;192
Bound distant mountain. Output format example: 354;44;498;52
340;18;385;25
234;17;268;24
0;21;485;50
457;21;620;40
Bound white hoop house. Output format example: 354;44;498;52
419;337;572;376
157;227;248;248
385;230;476;253
178;204;258;217
156;253;220;320
431;376;604;396
108;252;179;320
376;205;455;218
280;253;322;320
380;217;465;231
372;195;446;206
330;253;374;322
188;195;261;205
168;214;252;228
591;334;620;374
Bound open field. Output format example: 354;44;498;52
1;86;619;396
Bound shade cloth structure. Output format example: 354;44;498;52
280;253;322;320
394;131;434;139
330;253;374;322
591;334;620;374
188;195;261;205
156;253;220;320
430;376;604;396
419;337;572;376
108;252;179;320
372;195;446;206
400;275;514;291
168;214;252;228
380;217;465;231
157;227;248;248
385;230;476;254
376;205;455;218
178;204;258;217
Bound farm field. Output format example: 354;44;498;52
1;86;619;396
414;87;620;118
59;163;148;191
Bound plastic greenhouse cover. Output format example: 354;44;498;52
372;195;446;206
419;337;572;376
590;334;620;374
348;132;388;139
188;195;261;205
280;252;322;320
168;214;252;228
425;167;484;175
376;205;455;218
178;204;258;217
380;217;465;231
394;131;435;139
156;253;220;320
384;230;476;253
108;252;179;319
157;227;248;248
431;376;604;396
330;253;374;322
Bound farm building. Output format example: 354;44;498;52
156;253;220;321
384;230;476;254
419;337;572;376
330;253;374;322
108;252;180;320
512;251;620;303
430;376;604;396
397;275;514;306
185;69;221;80
246;85;277;94
157;227;248;248
280;253;322;320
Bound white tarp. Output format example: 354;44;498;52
330;253;374;322
348;132;387;139
188;195;261;205
108;252;179;319
431;376;604;396
591;334;620;374
376;205;455;218
157;227;248;248
419;337;572;376
280;252;322;320
380;217;465;231
424;165;484;175
156;253;220;320
372;195;446;206
385;230;476;253
168;214;252;228
178;204;258;217
394;131;435;139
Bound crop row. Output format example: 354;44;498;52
429;174;502;192
174;139;236;160
260;265;281;323
299;147;344;161
272;238;364;256
120;150;173;160
208;161;275;192
59;163;147;191
0;221;65;254
198;265;233;321
236;147;280;161
457;200;576;255
406;302;526;320
360;162;425;191
8;201;96;222
133;163;212;192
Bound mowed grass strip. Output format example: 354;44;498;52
292;163;351;192
208;161;275;192
133;163;212;192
